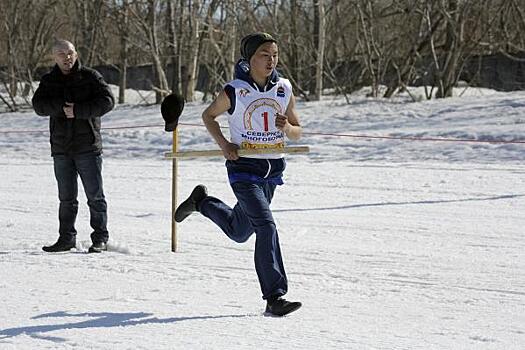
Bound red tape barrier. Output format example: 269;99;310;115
1;122;524;144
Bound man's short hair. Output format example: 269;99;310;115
53;39;76;53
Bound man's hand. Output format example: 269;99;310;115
220;142;240;160
275;113;290;132
63;102;75;119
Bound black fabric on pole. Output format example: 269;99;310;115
161;93;185;131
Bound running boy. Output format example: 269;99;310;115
175;32;303;316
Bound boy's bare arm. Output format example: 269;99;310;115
202;90;240;160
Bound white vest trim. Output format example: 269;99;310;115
226;78;292;159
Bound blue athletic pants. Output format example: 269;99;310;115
199;181;288;300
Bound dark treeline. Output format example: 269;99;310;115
1;0;524;112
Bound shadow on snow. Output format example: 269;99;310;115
0;311;257;343
273;194;524;212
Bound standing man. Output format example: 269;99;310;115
174;33;303;316
32;39;114;253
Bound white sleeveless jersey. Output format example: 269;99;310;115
226;78;293;159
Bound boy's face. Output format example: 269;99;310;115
249;42;279;78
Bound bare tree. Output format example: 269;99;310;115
486;0;525;60
0;0;64;111
167;0;182;95
109;0;130;103
427;0;497;98
129;0;170;103
311;0;325;100
382;1;440;98
75;1;106;67
355;0;388;97
2;0;525;111
204;0;237;87
183;0;204;102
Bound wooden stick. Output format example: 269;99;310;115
171;129;178;252
164;146;310;159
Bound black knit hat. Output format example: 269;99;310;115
240;32;277;61
161;93;185;132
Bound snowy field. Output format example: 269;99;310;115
1;86;524;349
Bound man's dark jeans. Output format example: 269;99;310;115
53;153;108;244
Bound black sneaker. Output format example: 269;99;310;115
88;242;107;253
42;239;76;252
174;185;208;222
265;297;302;316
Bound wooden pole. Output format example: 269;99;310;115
171;128;178;252
165;146;310;159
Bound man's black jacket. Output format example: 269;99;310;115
32;61;115;156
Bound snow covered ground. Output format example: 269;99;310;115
1;86;524;349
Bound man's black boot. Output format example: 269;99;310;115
88;242;107;253
265;297;302;316
174;185;208;223
42;239;76;252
